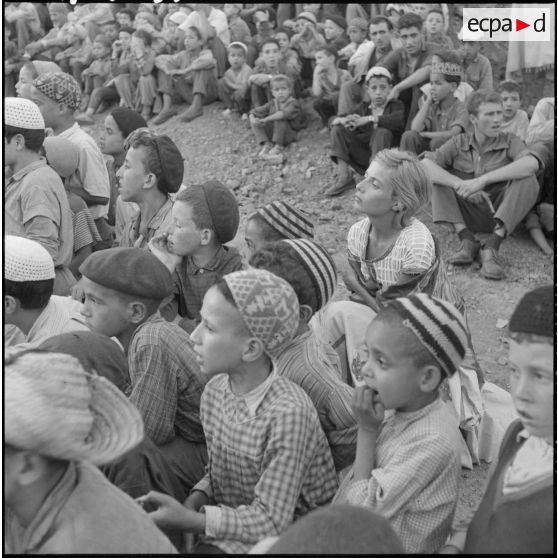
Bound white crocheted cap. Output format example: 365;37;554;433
4;97;45;130
5;236;55;282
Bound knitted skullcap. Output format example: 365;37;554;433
198;181;240;244
255;201;315;240
282;239;337;312
431;61;463;77
268;505;405;554
110;107;148;139
348;17;369;32
388;293;468;377
33;72;82;111
43;136;79;178
5;236;55;282
366;65;393;83
5;351;143;465
5;97;45;130
325;14;347;30
228;41;248;56
79;248;174;301
509;286;554;338
297;11;317;25
169;11;188;26
224;269;300;356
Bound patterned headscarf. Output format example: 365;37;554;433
32;72;82;111
224;269;300;357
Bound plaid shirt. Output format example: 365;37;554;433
195;373;338;554
128;314;207;445
274;329;357;471
334;398;461;553
175;245;243;324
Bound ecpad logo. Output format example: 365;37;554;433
463;7;552;41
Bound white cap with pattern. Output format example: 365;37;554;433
5;236;55;282
4;97;45;130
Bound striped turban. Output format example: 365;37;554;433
255;201;314;240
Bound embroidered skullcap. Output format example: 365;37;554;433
110;107;148;139
32;72;82;111
509;286;554;339
325;14;347;30
268;505;405;554
43;136;79;178
224;269;300;356
255;201;315;240
228;41;248;55
366;66;393;83
282;239;338;312
5;236;55;282
31;60;61;76
79;248;174;301
431;61;463;77
5;97;45;130
297;11;317;25
388;293;468;377
347;17;368;32
169;11;188;26
5;351;143;465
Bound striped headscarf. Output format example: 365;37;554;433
388;293;468;377
282;239;337;312
256;201;314;240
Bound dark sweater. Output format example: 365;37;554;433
464;419;554;554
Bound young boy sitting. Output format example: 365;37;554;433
328;67;405;197
78;248;208;492
333;293;466;553
217;41;252;116
223;3;252;46
338;18;371;74
250;74;306;162
442;286;554;554
149;181;243;334
5;350;178;554
458;40;493;91
290;11;326;89
401;54;468;155
137;269;338;554
424;8;454;49
497;80;529;141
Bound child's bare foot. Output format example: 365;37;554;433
179;107;203;122
258;143;273;158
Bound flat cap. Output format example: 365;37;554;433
79;248;173;300
153;135;184;194
326;14;347;30
297;11;317;25
200;180;240;244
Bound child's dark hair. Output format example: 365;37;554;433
497;80;522;98
249;242;319;313
174;187;215;236
315;44;338;60
467;89;502;116
5;279;54;310
397;13;423;32
185;25;205;42
432;49;462;85
275;26;293;39
370;15;394;30
247;214;288;242
426;8;444;20
119;26;135;36
117;8;135;20
270;74;292;90
259;38;280;53
5;125;45;152
133;28;153;46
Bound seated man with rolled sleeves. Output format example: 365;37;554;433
421;89;542;281
78;247;208;493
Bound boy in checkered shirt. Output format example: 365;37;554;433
138;269;338;554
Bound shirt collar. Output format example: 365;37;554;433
187;245;228;273
7;158;47;184
227;368;277;419
131;197;172;233
465;130;512;152
58;122;81;138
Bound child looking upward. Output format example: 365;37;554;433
424;8;454;49
401;54;468;154
137;269;338;554
443;286;554;554
497;80;529;141
334;293;466;553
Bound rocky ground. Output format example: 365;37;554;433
84;88;553;529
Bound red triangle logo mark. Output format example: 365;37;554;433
516;18;530;31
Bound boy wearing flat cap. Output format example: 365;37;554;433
150;181;243;333
137;269;338;554
4;350;177;553
78;248;208;492
117;129;184;249
4;97;75;296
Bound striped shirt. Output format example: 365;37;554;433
195;373;338;554
347;217;435;291
274;329;357;471
334;398;461;554
128;314;207;446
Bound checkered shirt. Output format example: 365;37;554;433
334;398;461;553
274;329;357;471
128;314;207;445
195;373;338;554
